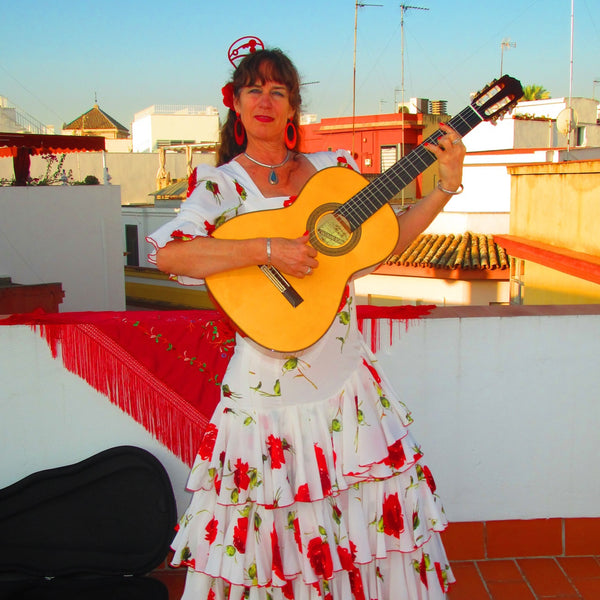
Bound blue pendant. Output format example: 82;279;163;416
269;169;278;185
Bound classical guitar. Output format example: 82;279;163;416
206;75;523;352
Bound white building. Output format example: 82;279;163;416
132;104;220;153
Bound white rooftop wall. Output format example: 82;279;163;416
0;186;125;311
132;106;220;153
2;309;599;522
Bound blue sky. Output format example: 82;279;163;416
1;0;598;132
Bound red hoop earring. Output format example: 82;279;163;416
285;119;297;150
234;114;246;146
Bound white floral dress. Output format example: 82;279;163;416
147;151;454;600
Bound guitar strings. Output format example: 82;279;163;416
336;105;482;229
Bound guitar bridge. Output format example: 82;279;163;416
259;265;304;308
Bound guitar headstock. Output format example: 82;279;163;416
471;75;524;123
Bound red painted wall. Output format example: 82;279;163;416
300;112;424;175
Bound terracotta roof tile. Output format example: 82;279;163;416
386;232;510;270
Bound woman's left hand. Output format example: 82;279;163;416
425;122;466;193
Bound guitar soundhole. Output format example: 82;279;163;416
307;203;361;256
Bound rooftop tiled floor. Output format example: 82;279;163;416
151;556;600;599
449;556;600;599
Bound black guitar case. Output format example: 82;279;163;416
0;446;177;599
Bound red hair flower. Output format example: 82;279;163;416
221;83;235;111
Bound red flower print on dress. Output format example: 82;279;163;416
307;537;334;580
293;517;302;553
336;545;354;570
205;516;218;543
233;458;251;491
295;483;311;502
205;180;222;203
233;516;249;554
171;229;196;242
386;438;407;469
186;167;197;198
382;493;404;538
198;423;218;460
419;554;429;589
234;180;247;200
314;444;332;495
267;435;286;469
337;285;350;313
282;580;295;599
423;464;437;493
435;562;448;592
348;566;366;600
362;358;382;384
270;525;286;581
284;195;297;207
336;155;355;170
204;220;216;237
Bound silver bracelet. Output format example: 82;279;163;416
266;238;272;265
437;181;464;195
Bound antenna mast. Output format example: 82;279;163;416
398;4;428;208
353;2;382;155
567;0;574;150
500;38;516;76
399;4;428;155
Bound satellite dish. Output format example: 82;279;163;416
556;107;578;135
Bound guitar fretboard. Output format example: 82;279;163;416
336;104;482;230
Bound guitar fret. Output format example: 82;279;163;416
334;83;515;232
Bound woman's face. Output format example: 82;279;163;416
234;79;295;146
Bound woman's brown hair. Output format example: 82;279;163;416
217;48;302;166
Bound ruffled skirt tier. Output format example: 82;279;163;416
171;357;453;599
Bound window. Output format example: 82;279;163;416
125;224;140;267
380;145;398;172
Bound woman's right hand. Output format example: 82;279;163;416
270;233;318;278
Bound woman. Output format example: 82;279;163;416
148;48;465;600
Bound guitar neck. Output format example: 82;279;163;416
337;104;483;230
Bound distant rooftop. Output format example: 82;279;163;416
63;104;129;134
385;232;510;272
134;105;219;120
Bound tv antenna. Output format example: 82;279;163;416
352;2;382;154
399;4;428;208
500;38;516;76
399;5;429;155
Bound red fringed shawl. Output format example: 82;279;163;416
1;305;433;466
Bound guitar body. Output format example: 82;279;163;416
206;166;399;352
205;75;524;352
